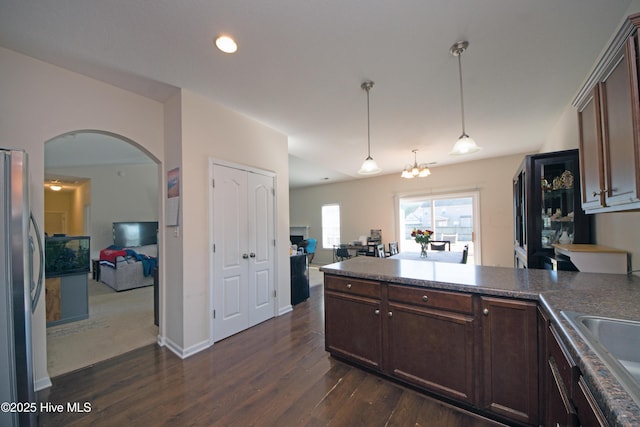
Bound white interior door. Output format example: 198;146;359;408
44;211;66;235
212;164;275;342
247;172;275;327
213;165;249;341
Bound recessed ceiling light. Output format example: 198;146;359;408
215;35;238;54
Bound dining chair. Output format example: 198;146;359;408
460;245;469;264
334;245;352;262
430;240;450;251
388;242;399;255
441;233;458;244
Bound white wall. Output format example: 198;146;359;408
0;46;165;389
290;153;525;268
165;90;290;355
46;163;158;258
1;46;292;384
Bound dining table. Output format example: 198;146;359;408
390;250;464;264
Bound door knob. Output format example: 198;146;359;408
242;253;249;259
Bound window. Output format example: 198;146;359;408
322;204;341;249
398;192;480;264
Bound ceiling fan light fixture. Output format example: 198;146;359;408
449;40;481;156
358;80;381;175
215;35;238;53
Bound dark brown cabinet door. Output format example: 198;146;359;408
546;358;578;427
599;38;640;209
575;18;640;213
578;89;606;210
386;302;475;404
575;377;610;427
480;297;539;425
324;291;382;371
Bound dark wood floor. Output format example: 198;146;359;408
38;285;506;426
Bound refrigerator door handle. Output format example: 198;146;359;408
29;212;44;313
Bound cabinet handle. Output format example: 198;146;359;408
346;283;352;289
422;295;429;302
592;188;608;197
387;311;393;317
242;253;249;259
374;309;380;315
483;308;489;316
249;252;256;258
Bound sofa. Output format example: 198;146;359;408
99;245;157;292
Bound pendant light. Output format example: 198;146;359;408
401;149;431;178
358;81;382;175
449;41;481;156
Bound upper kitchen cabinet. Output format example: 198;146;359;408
513;149;591;269
574;13;640;213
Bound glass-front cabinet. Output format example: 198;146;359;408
513;149;592;269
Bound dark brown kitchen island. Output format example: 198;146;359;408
320;257;640;427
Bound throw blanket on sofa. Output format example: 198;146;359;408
99;247;127;266
100;245;158;276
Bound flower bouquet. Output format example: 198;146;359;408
411;229;433;257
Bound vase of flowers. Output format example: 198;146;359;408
411;228;433;257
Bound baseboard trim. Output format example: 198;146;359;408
279;304;293;316
34;375;52;391
162;336;211;359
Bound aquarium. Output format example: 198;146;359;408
45;235;90;277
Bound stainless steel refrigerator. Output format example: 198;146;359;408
1;148;43;427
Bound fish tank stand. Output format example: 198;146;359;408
45;235;90;326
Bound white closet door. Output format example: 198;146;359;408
212;164;275;342
247;172;275;327
213;165;249;341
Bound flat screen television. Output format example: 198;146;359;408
113;221;158;247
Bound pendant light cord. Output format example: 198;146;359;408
457;52;467;136
363;82;372;158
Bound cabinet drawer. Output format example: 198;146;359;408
388;285;473;314
324;275;380;298
549;325;578;394
575;376;609;427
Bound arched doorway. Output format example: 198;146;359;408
43;130;160;377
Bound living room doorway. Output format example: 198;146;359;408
44;130;160;377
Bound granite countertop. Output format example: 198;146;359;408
320;257;640;426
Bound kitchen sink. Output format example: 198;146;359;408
561;311;640;405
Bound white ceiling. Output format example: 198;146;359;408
0;0;633;188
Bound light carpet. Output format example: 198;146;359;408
46;277;158;378
48;266;323;378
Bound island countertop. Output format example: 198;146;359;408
320;256;640;426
